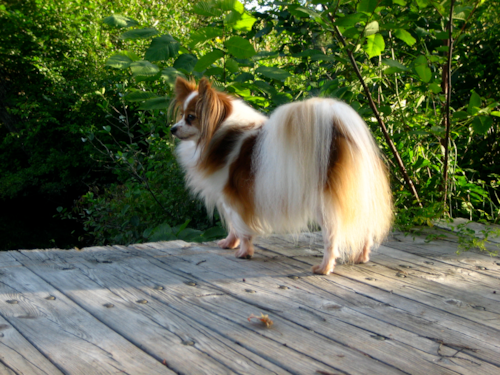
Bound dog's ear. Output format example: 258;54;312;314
175;77;196;103
196;78;232;148
198;77;211;96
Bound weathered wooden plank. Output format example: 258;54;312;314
250;238;500;361
0;314;63;375
385;239;500;279
0;262;170;375
258;235;500;329
11;250;289;375
140;241;500;374
17;248;352;375
370;246;500;302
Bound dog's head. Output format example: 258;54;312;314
171;77;232;148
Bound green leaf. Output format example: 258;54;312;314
225;10;241;25
130;61;160;80
161;67;186;87
235;72;254;82
310;54;336;62
253;51;279;61
102;15;138;28
219;0;245;13
452;111;469;119
194;50;224;72
364;34;385;58
201;226;227;240
256;66;291;81
224;36;256;59
120;28;159;40
491;111;500;117
382;58;408;71
225;58;239;73
188;27;223;49
429;82;442;94
144;35;180;61
392;0;406;5
138;97;171;110
467;91;481;115
334;13;366;27
358;0;378;13
472;116;493;134
413;55;431;83
416;0;430;8
291;6;322;19
232;12;257;31
105;54;132;69
364;21;379;36
394;29;416;46
174;54;198;73
193;1;224;17
123;91;159;102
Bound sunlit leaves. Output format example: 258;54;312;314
224;36;256;59
145;35;180;61
161;67;186;87
129;61;160;81
382;58;408;74
105;54;132;69
394;29;416;46
364;21;379;36
188;27;223;49
123;91;159;102
364;34;385;58
194;50;224;72
102;15;138;28
120;28;159;40
225;11;257;31
413;55;432;82
255;66;291;81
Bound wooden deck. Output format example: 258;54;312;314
1;229;499;375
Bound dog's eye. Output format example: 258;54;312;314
187;114;196;121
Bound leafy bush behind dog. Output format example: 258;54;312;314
1;0;499;249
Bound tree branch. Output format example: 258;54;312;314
442;0;456;214
324;9;423;208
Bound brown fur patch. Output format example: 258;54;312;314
223;133;259;228
199;126;248;175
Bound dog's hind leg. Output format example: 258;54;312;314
234;235;254;259
352;237;373;264
312;216;339;275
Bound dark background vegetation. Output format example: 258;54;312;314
1;0;498;250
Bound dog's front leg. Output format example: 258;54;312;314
217;229;240;249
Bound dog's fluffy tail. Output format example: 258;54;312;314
254;98;393;259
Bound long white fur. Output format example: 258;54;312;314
176;95;392;264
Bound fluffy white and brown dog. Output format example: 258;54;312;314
171;77;393;275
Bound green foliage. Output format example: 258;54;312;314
1;0;500;252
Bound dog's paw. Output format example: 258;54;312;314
218;237;240;249
235;246;254;259
353;253;370;264
311;263;334;275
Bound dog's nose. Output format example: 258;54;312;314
171;126;178;135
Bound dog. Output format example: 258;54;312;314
171;77;393;275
